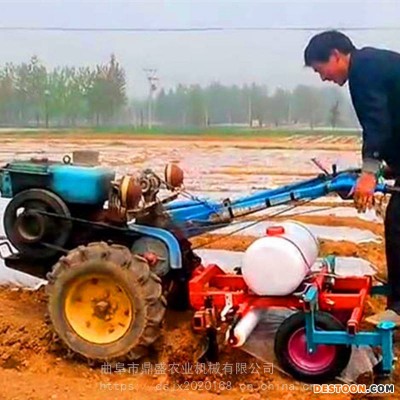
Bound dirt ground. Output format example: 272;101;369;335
0;133;396;399
0;287;357;400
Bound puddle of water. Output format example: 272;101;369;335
304;223;380;243
310;206;381;222
0;139;361;191
195;249;243;272
310;196;347;204
0;260;45;289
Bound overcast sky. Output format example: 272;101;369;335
0;0;399;98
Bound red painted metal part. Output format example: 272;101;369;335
189;263;373;332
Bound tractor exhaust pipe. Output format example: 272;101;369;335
226;308;263;347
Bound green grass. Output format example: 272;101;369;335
0;126;361;138
94;125;360;136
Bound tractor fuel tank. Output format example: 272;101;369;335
0;159;115;205
49;164;115;205
241;221;319;296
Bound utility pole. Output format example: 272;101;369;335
248;95;252;127
287;98;292;125
204;106;209;127
143;68;159;129
44;89;50;128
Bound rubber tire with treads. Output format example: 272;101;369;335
46;241;166;363
274;311;352;383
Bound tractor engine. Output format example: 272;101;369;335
0;152;186;279
107;163;184;224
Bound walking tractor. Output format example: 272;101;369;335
0;152;398;383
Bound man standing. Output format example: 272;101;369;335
304;30;400;324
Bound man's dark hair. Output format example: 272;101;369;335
304;30;356;66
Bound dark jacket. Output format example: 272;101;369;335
349;46;400;174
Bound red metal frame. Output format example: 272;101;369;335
189;264;373;333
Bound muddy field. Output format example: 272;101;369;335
0;132;362;194
0;132;396;399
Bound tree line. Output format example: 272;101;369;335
147;83;357;129
0;55;357;129
0;55;127;127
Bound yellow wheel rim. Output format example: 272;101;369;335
64;273;133;344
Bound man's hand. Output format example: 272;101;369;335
353;172;377;213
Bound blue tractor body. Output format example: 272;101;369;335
0;157;189;284
0;157;394;281
0;160;115;205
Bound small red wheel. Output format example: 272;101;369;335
274;311;352;383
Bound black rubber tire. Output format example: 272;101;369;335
4;188;72;259
274;311;352;383
46;241;166;363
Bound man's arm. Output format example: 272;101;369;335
350;57;392;174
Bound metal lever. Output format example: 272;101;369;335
311;158;330;176
220;293;233;322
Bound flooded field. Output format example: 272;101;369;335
0;134;361;194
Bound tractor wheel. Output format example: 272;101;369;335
46;242;166;363
274;311;352;383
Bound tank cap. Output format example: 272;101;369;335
266;226;285;236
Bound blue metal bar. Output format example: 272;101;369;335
304;285;319;353
305;310;317;353
325;255;336;274
312;330;384;346
311;329;394;373
304;286;319;304
378;321;396;372
301;278;395;373
305;323;394;373
164;170;392;239
304;308;395;373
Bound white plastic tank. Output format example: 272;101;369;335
242;221;319;296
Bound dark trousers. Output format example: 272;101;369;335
384;179;400;312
